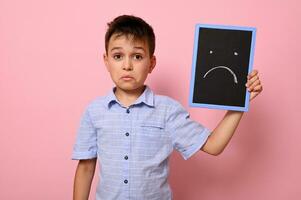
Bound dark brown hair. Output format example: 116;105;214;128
105;15;156;56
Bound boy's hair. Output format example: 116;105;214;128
105;15;156;57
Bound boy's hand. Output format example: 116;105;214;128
245;69;263;101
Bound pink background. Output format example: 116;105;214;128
1;0;300;199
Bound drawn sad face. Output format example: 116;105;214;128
193;28;253;107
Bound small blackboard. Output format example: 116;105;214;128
189;24;256;111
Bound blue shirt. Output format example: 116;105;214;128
72;85;211;200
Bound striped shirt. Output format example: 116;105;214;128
72;85;211;200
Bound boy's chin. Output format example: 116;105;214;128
116;84;145;92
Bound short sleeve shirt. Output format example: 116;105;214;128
72;86;211;200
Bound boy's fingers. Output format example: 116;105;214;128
253;84;263;92
248;75;259;86
247;79;261;91
250;91;259;101
250;87;263;101
248;69;258;79
245;75;259;87
248;82;263;93
246;69;263;101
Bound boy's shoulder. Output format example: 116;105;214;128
154;93;179;104
153;93;185;110
84;95;108;111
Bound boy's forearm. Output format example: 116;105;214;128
73;159;96;200
202;111;244;155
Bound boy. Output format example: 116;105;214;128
72;15;263;200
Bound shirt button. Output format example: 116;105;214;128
125;132;129;136
124;179;128;184
124;155;128;160
126;108;130;113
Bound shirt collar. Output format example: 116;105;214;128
104;85;155;109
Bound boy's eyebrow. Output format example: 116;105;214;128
110;47;122;52
133;47;146;52
110;46;146;52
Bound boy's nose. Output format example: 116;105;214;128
123;58;133;71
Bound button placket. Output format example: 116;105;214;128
122;107;132;199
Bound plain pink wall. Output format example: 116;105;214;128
1;0;300;199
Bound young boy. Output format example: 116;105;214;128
72;15;263;200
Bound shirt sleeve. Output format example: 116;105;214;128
71;105;97;160
166;100;211;160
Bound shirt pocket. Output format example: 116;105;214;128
139;121;166;139
134;122;171;159
140;121;164;131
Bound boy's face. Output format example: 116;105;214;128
104;34;156;93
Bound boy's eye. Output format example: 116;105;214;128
113;54;122;60
133;54;143;60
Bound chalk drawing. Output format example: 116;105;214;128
203;66;238;84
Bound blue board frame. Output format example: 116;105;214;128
189;24;256;112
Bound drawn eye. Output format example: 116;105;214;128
209;50;213;54
234;52;238;56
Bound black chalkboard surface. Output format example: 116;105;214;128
189;24;256;111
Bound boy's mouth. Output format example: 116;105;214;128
121;75;134;81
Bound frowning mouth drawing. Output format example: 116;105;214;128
203;66;238;84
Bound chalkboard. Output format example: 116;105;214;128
189;24;256;112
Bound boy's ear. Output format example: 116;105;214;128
149;55;156;73
103;53;109;71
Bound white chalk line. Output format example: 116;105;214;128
203;66;238;84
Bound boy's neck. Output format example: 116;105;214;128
114;85;146;108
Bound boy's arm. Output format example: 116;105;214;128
201;70;263;156
201;111;244;155
73;158;97;200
